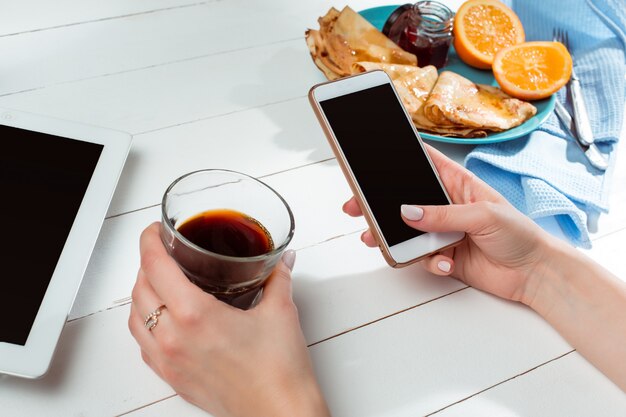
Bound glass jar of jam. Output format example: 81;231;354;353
383;1;454;69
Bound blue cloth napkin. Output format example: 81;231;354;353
464;0;626;248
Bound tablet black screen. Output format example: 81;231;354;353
0;125;103;345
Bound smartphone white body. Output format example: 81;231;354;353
308;70;465;267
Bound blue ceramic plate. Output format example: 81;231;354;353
360;5;555;144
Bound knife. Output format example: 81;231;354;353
554;100;608;171
569;68;595;146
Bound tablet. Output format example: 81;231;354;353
0;108;131;379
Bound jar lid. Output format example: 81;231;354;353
382;4;413;43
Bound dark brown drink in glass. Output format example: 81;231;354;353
161;170;295;310
172;209;275;308
177;209;274;258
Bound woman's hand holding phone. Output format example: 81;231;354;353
309;70;464;266
343;144;557;304
345;144;626;391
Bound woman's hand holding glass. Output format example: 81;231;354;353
129;223;330;417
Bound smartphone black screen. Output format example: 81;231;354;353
319;83;449;246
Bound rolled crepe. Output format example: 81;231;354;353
305;7;417;80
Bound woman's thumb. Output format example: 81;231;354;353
259;250;296;306
401;202;494;234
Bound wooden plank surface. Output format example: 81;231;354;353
0;0;204;36
0;39;323;134
106;97;334;216
1;0;625;416
435;350;626;417
0;0;388;96
0;284;574;417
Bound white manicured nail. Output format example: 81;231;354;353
282;250;296;271
437;260;451;273
401;205;424;221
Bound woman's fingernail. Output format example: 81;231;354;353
282;250;296;271
401;205;424;221
437;260;451;273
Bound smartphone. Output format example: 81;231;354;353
308;70;465;267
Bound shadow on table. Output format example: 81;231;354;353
227;44;336;164
291;251;467;347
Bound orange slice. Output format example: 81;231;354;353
493;41;572;100
453;0;525;69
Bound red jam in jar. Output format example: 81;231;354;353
383;1;454;69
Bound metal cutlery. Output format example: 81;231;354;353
553;28;595;146
554;100;608;171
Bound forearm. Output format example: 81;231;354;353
292;385;331;417
524;237;626;391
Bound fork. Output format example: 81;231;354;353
552;28;595;146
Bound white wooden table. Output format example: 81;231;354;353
1;1;625;415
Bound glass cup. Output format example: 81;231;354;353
161;169;295;310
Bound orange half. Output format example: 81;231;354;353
453;0;525;69
493;41;573;100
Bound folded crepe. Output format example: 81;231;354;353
352;62;437;115
305;7;417;80
421;71;537;136
352;63;524;137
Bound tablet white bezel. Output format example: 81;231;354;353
0;108;131;379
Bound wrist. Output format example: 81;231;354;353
518;234;568;310
273;375;331;417
299;379;331;417
519;235;594;317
